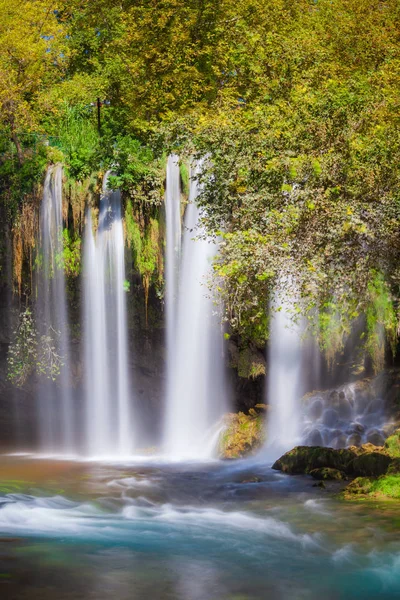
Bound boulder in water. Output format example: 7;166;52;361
272;443;395;478
219;410;265;459
272;446;357;475
309;467;346;481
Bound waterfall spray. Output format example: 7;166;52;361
37;165;73;452
164;160;228;459
83;174;133;456
165;155;181;387
266;289;303;459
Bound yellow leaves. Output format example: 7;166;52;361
307;260;316;272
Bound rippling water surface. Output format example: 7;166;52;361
0;456;400;599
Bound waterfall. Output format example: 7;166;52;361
83;173;133;456
165;155;181;374
164;160;227;459
37;165;73;452
266;290;303;459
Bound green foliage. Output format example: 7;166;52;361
7;308;37;387
345;475;400;500
108;136;164;208
237;347;265;379
0;138;48;221
369;475;400;499
7;307;64;387
61;229;81;277
384;430;400;458
125;199;142;269
54;104;99;181
125;199;162;312
179;161;190;196
220;409;266;459
365;272;397;372
318;303;351;369
2;0;400;364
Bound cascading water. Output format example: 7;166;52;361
165;155;181;379
266;291;303;459
164;160;228;459
83;173;133;456
36;165;73;453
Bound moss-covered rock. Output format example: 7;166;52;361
272;446;357;475
384;429;400;458
220;408;265;459
228;341;266;379
272;443;393;478
344;474;400;500
309;467;346;481
350;449;391;477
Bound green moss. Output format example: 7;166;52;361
344;474;400;500
309;467;345;481
365;272;397;373
60;229;81;277
273;443;392;477
125;199;142;267
220;410;265;459
384;430;400;458
370;475;400;498
237;347;265;379
318;302;351;370
139;218;159;280
179;161;190;196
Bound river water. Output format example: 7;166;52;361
0;456;399;599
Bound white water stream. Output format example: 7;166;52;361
83;173;133;456
266;291;303;458
164;160;228;459
37;165;73;452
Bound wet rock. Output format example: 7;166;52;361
330;434;348;449
219;411;265;459
346;422;365;435
384;429;400;458
343;477;373;496
337;397;352;420
272;446;358;475
322;409;339;428
272;443;395;479
308;399;324;420
309;467;346;481
350;450;391;477
344;473;400;500
325;429;342;445
387;458;400;474
382;423;397;438
328;390;339;405
366;429;385;447
364;397;384;416
241;476;262;484
347;433;362;447
312;481;326;489
306;429;323;446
